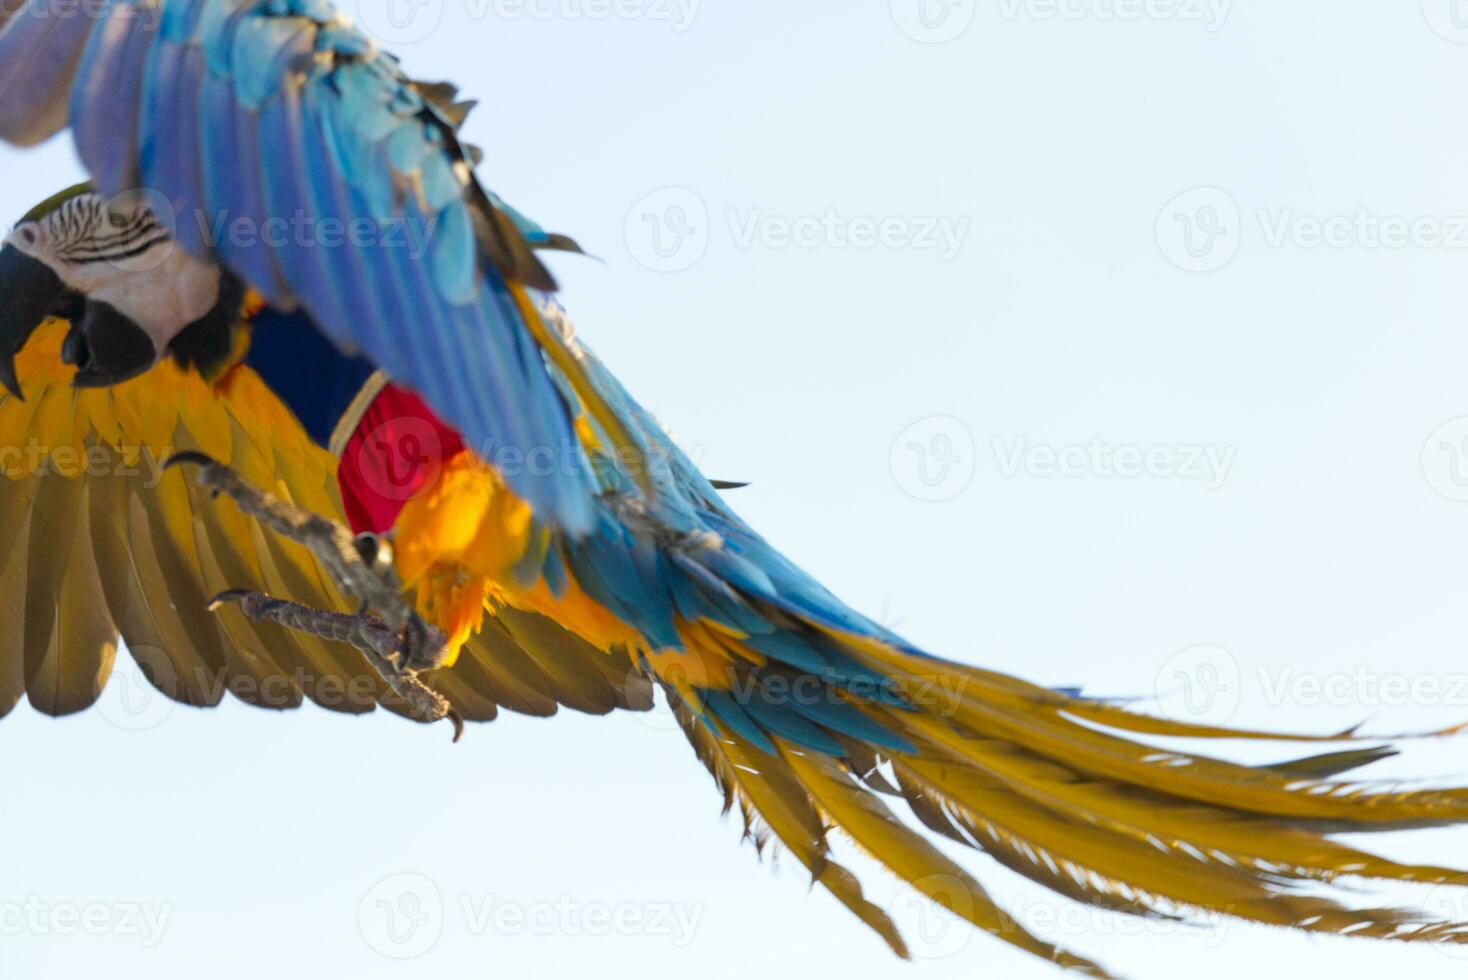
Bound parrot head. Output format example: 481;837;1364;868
0;184;226;398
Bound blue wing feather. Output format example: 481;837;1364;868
0;0;96;145
700;691;778;755
71;5;149;194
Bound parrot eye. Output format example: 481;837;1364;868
16;226;37;248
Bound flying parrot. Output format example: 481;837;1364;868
3;1;1468;973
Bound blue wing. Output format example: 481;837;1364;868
0;0;925;674
0;0;601;530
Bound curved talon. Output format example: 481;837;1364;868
182;462;461;740
206;588;255;612
163;450;222;472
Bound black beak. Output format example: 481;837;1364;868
0;243;65;400
65;300;159;389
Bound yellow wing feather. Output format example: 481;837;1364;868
0;319;651;723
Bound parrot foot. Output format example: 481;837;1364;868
165;452;451;673
208;589;464;742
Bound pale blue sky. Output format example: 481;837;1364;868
5;2;1468;977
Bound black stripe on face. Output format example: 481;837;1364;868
48;193;168;265
83;214;156;250
61;229;172;265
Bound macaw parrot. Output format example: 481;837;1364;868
2;1;1468;973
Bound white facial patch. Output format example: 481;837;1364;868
4;192;222;355
67;246;223;354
